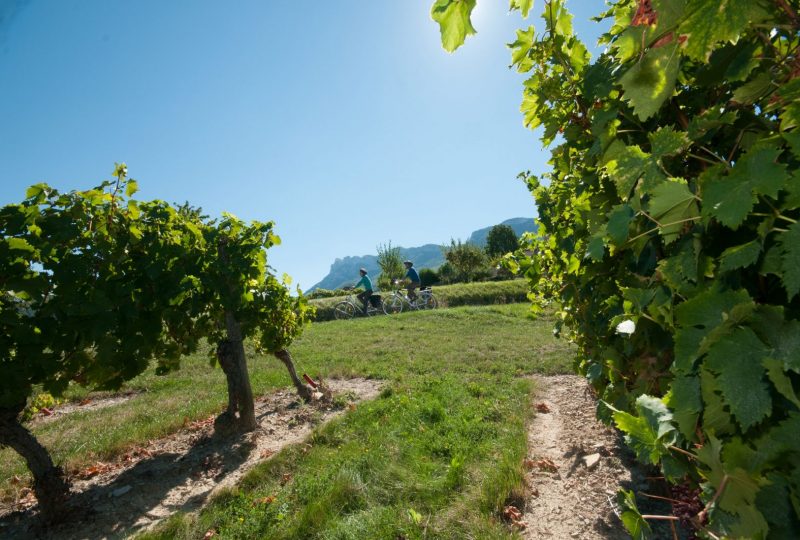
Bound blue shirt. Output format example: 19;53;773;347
405;267;420;283
356;275;373;291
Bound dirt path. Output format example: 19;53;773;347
0;378;382;540
519;375;657;539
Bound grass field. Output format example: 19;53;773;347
2;304;576;538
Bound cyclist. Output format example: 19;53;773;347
354;268;373;315
403;260;421;304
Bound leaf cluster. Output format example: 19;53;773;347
0;165;312;412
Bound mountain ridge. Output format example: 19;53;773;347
307;218;536;292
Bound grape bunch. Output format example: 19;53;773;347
670;480;704;539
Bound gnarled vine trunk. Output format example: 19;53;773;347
274;348;313;402
215;311;257;433
0;403;70;522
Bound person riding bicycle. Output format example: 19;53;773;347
403;260;421;304
354;268;373;315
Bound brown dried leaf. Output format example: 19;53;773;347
77;462;112;479
535;458;558;473
535;402;550;413
503;505;523;521
631;0;657;26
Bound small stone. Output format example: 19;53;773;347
582;453;601;469
112;485;132;497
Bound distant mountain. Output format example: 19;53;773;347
308;244;443;292
307;218;537;292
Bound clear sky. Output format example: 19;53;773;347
0;0;606;291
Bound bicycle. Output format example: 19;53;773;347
382;283;437;315
332;287;383;320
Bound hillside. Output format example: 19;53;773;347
307;218;537;292
308;244;444;292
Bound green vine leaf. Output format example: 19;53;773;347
763;358;800;409
612;395;676;465
668;374;702;439
647;180;699;244
606;204;635;246
602;141;665;200
702;142;789;230
509;26;536;72
431;0;477;52
732;71;772;104
705;328;772;431
509;0;534;18
618;42;680;121
679;0;770;62
777;222;800;299
719;240;761;273
616;489;652;540
649;126;689;159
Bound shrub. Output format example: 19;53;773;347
442;239;489;283
307;288;349;299
419;268;440;287
376;242;404;290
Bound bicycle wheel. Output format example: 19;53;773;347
383;295;403;315
333;301;356;320
418;293;437;310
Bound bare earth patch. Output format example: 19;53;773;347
0;378;382;540
29;392;141;426
519;375;655;539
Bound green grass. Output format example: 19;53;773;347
2;304;575;538
310;279;530;321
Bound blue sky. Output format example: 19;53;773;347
0;1;606;291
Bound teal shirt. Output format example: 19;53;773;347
356;275;373;291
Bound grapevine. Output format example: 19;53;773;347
1;165;313;520
433;0;800;536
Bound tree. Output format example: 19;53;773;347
1;167;204;519
485;224;518;257
0;165;313;519
442;239;487;283
434;0;800;537
376;241;404;290
419;267;440;287
199;214;314;432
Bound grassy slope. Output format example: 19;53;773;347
310;279;530;321
143;305;573;539
2;305;575;538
